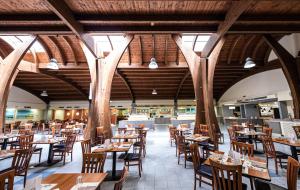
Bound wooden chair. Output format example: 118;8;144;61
209;158;247;190
0;169;15;190
133;130;146;157
176;135;192;168
254;157;300;190
52;134;76;165
190;143;212;190
262;137;289;174
81;139;91;154
254;127;272;150
81;153;106;173
199;124;209;136
114;167;128;190
168;126;177;146
12;149;33;187
19;135;42;163
124;145;143;177
95;127;104;145
292;126;300;156
232;141;254;157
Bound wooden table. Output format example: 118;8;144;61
31;137;65;166
235;130;266;144
0;134;19;150
204;153;271;181
111;134;139;140
0;150;15;160
42;173;107;190
273;138;300;161
185;135;210;143
93;142;132;181
177;128;192;136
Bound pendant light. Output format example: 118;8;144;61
152;89;157;95
40;90;48;97
244;57;256;69
149;35;158;69
46;36;59;70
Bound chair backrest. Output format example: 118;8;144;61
138;124;145;128
12;149;33;176
0;169;15;190
19;135;34;149
65;134;77;151
81;139;91;154
232;125;243;132
114;167;128;190
287;157;300;190
209;158;243;190
81;153;106;173
261;137;276;157
189;143;201;171
227;127;236;142
169;126;177;138
232;141;254;157
180;123;188;128
199;124;209;136
292;126;300;139
118;128;127;133
262;127;272;137
176;135;186;152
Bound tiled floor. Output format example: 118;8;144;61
5;125;300;190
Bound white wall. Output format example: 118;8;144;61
7;86;46;109
219;69;290;103
268;33;300;61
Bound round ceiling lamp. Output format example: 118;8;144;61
46;58;59;70
40;90;48;97
149;58;158;69
152;89;157;95
244;57;256;69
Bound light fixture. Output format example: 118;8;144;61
46;58;59;70
40;90;48;97
76;112;79;116
149;58;158;69
244;57;256;69
66;112;70;116
152;89;157;95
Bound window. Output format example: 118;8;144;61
182;34;211;52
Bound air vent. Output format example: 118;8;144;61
58;106;64;109
24;106;31;109
74;106;80;109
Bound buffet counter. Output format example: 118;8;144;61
265;119;300;136
222;117;264;126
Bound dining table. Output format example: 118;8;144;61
0;134;19;150
41;173;107;190
235;130;266;144
93;142;132;181
31;136;66;166
0;150;15;161
204;152;271;181
184;134;210;143
272;137;300;161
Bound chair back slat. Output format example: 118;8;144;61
189;143;201;170
209;159;243;190
292;126;300;139
176;136;186;153
287;157;300;190
262;127;272;137
81;139;91;154
19;135;34;149
114;167;128;190
262;137;276;157
232;141;254;157
81;153;106;173
0;169;15;190
65;134;77;151
12;149;33;175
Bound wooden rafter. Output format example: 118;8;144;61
192;35;198;51
62;36;78;65
45;0;96;57
175;47;179;65
115;69;134;100
239;35;256;65
48;36;66;65
128;46;131;65
37;36;52;62
107;35;113;50
202;0;256;57
139;36;144;65
227;35;242;65
175;71;190;99
152;34;155;58
164;36;168;65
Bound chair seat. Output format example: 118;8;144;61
254;179;287;190
133;142;142;147
198;142;209;147
196;164;212;178
124;153;140;161
53;144;65;149
275;151;290;159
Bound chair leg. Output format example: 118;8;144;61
23;175;27;187
39;151;42;163
178;153;180;165
275;158;278;174
194;173;197;190
63;152;66;165
199;175;202;187
138;163;141;177
250;177;254;190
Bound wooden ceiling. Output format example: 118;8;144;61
0;0;298;102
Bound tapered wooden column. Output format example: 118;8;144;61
0;37;37;132
263;34;300;118
172;35;205;128
204;37;226;140
81;35;134;140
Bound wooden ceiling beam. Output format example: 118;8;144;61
45;0;96;57
48;36;66;65
227;35;242;65
37;36;52;62
164;36;168;65
128;46;131;66
201;1;256;57
139;36;144;65
239;35;257;65
62;36;78;65
115;69;135;100
175;71;191;100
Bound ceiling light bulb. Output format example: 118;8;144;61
244;57;256;69
40;90;48;97
47;58;59;70
149;58;158;69
152;89;157;95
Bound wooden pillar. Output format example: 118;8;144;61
172;35;205;129
263;34;300;119
81;35;134;140
0;37;37;133
174;99;178;117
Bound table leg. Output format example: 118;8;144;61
290;146;298;161
47;144;54;164
1;138;8;150
112;152;117;180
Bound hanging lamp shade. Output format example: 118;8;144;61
46;58;59;70
149;58;158;69
40;90;48;97
152;89;157;95
244;57;256;69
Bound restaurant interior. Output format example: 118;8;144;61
0;0;300;190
